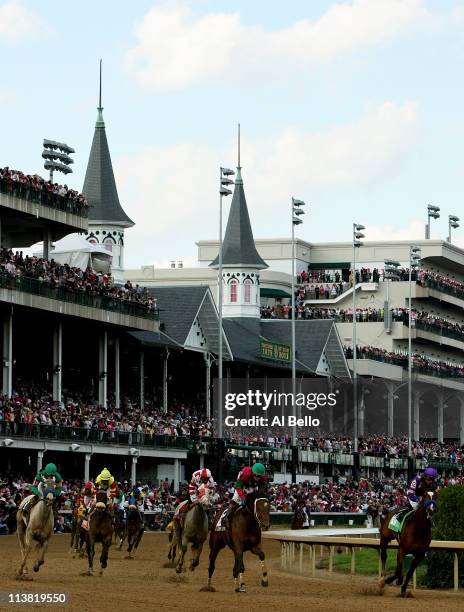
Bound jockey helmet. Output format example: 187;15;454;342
424;467;438;478
200;468;211;480
252;463;265;476
85;481;93;490
100;468;112;480
43;463;57;476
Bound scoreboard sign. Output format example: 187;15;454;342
259;339;291;363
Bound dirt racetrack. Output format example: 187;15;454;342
0;532;462;612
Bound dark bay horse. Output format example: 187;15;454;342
69;506;86;558
119;506;144;559
114;507;126;546
291;505;309;529
205;492;270;593
379;492;437;596
87;491;113;576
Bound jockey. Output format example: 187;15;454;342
94;468;118;502
407;467;438;509
222;463;267;530
22;462;63;519
129;486;145;516
79;482;95;515
173;468;215;523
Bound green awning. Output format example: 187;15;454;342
307;262;351;270
260;288;291;298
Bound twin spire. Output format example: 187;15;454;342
210;123;267;270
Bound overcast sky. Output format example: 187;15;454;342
2;0;464;268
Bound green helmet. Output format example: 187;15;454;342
43;463;57;476
252;463;265;476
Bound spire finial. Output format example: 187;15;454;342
96;59;105;128
238;122;241;168
99;58;102;109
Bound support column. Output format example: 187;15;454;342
2;308;12;398
358;387;365;437
173;458;180;491
343;387;348;433
43;229;52;259
37;450;44;473
84;453;91;483
413;392;420;441
204;353;211;420
199;454;205;470
114;337;120;410
387;386;394;437
459;399;464;446
437;394;444;443
163;350;169;414
139;350;145;410
98;331;108;408
131;456;138;484
52;322;62;402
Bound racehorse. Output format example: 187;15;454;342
291;505;309;529
205;491;270;593
113;506;126;546
86;490;113;576
70;505;88;558
119;506;144;559
16;489;55;578
174;484;212;573
379;491;437;596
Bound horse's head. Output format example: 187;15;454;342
421;491;437;521
197;484;213;509
246;492;271;531
44;492;55;506
95;490;108;511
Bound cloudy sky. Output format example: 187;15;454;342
2;0;464;268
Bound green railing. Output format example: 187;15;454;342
357;350;464;380
412;318;464;343
0;177;88;218
0;422;191;449
0;272;158;321
417;278;464;301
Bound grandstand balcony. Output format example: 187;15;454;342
0;272;159;331
392;318;464;351
416;278;464;310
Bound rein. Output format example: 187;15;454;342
253;497;268;529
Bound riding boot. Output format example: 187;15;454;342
222;501;239;531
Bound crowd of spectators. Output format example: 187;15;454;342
412;310;464;340
0;167;88;214
0;249;157;314
345;345;464;378
261;305;408;322
417;269;464;299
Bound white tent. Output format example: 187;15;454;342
34;234;112;273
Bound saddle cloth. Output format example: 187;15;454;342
19;494;35;527
215;508;228;532
388;508;414;534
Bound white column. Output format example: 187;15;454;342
2;308;12;397
199;454;205;470
139;351;145;410
131;456;138;484
173;458;180;491
52;322;62;402
204;353;211;420
413;392;420;440
437;394;444;443
37;450;44;473
114;337;120;410
459;399;464;446
98;331;108;408
358;387;365;437
163;350;169;414
43;229;52;259
84;453;91;483
387;386;394;437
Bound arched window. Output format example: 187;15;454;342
88;238;97;245
104;238;114;252
229;279;238;303
244;279;252;303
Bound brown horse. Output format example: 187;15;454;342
379;492;437;596
291;505;309;529
86;490;113;576
16;492;55;578
70;506;86;557
120;506;144;559
205;492;270;593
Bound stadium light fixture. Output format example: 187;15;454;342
448;214;460;243
42;138;75;183
425;204;440;239
407;245;421;460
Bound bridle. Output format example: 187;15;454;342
253;497;268;529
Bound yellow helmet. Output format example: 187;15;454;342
99;468;112;480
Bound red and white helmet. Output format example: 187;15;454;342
200;468;211;480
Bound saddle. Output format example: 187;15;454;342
388;507;414;534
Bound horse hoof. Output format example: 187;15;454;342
378;577;385;589
235;585;246;593
261;580;268;587
175;568;182;574
33;565;40;573
200;586;216;592
124;555;132;560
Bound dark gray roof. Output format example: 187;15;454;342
83;108;134;227
210;167;268;269
223;318;349;378
128;329;179;349
145;285;211;346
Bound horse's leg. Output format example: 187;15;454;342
16;524;30;577
190;541;203;571
251;545;268;587
126;532;134;558
133;528;143;556
175;531;188;574
87;540;94;576
100;538;110;572
379;537;390;587
205;537;225;591
386;547;405;586
401;552;424;597
33;538;49;573
233;546;246;593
